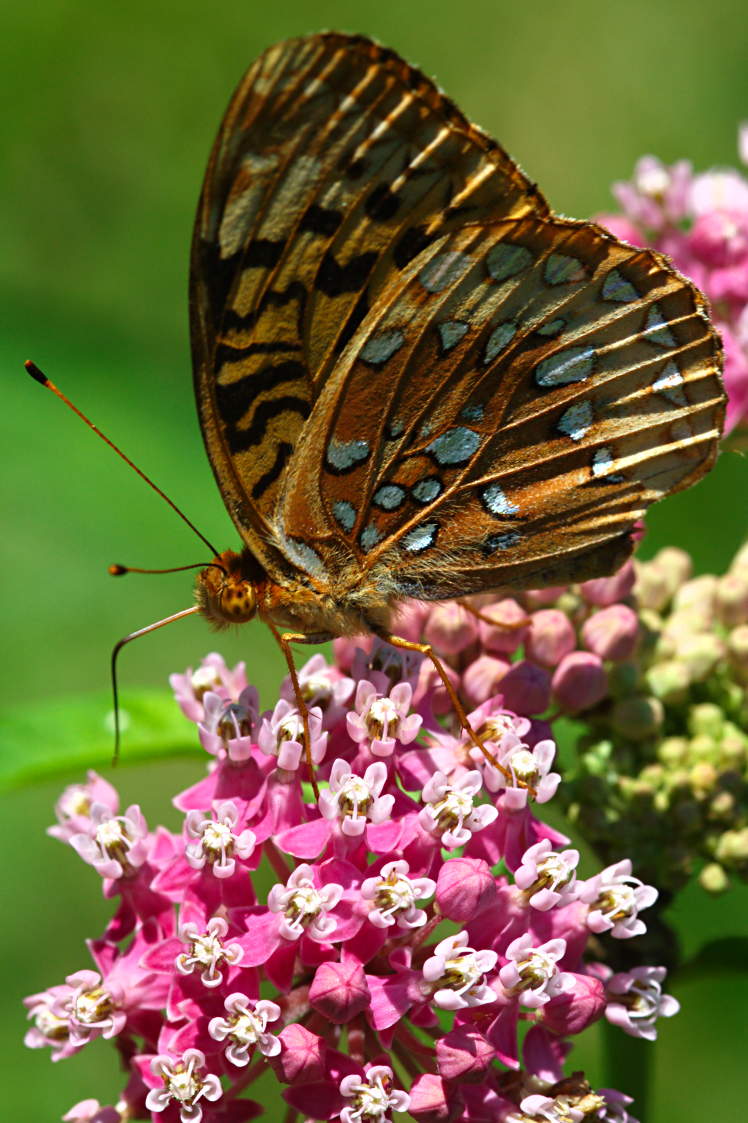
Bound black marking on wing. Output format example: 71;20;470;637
393;225;437;270
365;183;400;222
244;239;287;268
252;441;293;499
300;204;344;237
224;395;312;454
315;250;379;297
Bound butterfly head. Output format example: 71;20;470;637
195;549;259;628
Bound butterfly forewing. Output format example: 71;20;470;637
191;33;547;570
191;31;725;609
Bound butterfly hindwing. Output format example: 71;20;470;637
190;32;545;573
277;212;724;598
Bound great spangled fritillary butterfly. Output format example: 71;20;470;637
31;32;725;783
185;32;724;772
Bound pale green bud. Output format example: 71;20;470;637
689;761;718;795
689;735;718;763
698;862;729;894
709;791;736;820
611;695;664;741
658;737;690;767
607;661;641;698
717;572;748;627
672;574;718;615
715;827;748;865
689;704;725;740
676;634;725;683
646;661;690;704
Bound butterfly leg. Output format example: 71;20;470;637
266;623;333;801
377;631;514;784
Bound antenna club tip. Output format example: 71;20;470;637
109;564;128;576
25;359;49;386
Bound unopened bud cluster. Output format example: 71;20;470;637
565;544;748;895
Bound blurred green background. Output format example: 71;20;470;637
3;0;747;1119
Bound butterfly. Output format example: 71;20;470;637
31;33;722;785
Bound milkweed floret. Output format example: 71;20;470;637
267;863;342;941
318;759;394;835
339;1065;410;1123
578;860;658;939
361;860;436;928
145;1049;222;1123
419;769;498;848
175;917;243;988
498;934;574;1008
258;699;328;769
208;993;281;1065
183;801;256;878
347;679;422;756
421;932;498;1010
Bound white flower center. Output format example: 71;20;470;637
286;884;324;924
431;787;474;832
598;883;637;921
95;818;129;850
35;1007;69;1040
73;987;112;1025
190;931;226;968
166;1062;201;1104
367;697;399;739
508;748;538;785
349;1079;392;1121
201;821;234;856
376;872;416;918
229;1007;266;1046
337;774;374;816
278;713;304;742
636;165;670;198
515;948;558;991
440;948;483;995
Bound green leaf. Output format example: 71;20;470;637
0;688;201;790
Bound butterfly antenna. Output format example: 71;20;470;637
109;562;227;577
110;605;200;764
25;359;222;559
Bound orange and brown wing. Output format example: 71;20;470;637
277;214;725;599
190;32;546;574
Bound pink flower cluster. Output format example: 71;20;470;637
598;123;748;431
26;619;677;1123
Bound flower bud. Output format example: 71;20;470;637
657;737;689;767
477;598;529;655
461;654;510;708
645;660;690;704
552;652;608;713
436;857;496;921
309;960;370;1023
672;574;718;616
727;624;748;682
271;1024;325;1083
607;661;640;698
710;791;736;820
716;572;748;627
524;585;567;609
579;559;636;607
541;973;606;1035
689;761;718;796
408;1074;458;1123
498;659;552;715
715;827;748;865
423;602;478;655
582;605;639;662
525;609;576;667
436;1028;495;1081
611;695;664;741
689;703;725;741
676;633;725;683
698;862;729;894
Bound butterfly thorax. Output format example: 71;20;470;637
195;548;395;639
